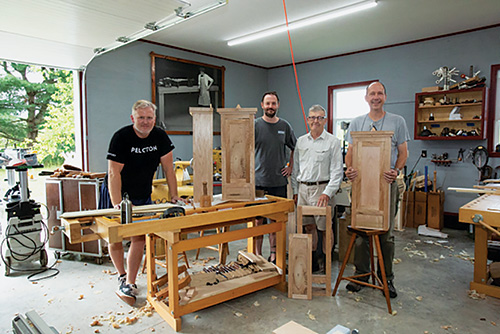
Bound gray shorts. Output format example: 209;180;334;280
297;183;334;231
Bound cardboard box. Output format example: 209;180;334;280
414;191;428;227
427;191;445;230
338;213;355;264
401;191;415;228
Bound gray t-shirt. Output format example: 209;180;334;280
346;112;410;168
255;117;297;187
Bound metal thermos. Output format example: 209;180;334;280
120;193;132;224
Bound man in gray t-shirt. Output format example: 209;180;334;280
345;82;410;299
254;91;296;263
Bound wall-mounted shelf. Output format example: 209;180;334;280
414;87;486;140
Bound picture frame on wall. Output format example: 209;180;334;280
150;52;225;135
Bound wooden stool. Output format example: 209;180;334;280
332;226;392;314
296;205;332;296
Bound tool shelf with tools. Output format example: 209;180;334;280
414;86;486;140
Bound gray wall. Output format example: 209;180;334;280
85;26;500;213
85;41;267;172
268;26;500;213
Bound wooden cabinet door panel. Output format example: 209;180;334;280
351;131;393;230
218;106;256;201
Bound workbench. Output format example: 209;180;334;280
459;194;500;298
61;195;294;331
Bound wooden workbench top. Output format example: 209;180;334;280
459;194;500;227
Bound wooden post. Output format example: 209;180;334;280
190;107;213;204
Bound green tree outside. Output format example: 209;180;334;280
0;61;75;165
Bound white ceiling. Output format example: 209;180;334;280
1;0;499;70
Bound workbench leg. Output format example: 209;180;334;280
148;296;182;332
167;234;181;321
473;225;488;285
146;234;156;298
274;220;287;292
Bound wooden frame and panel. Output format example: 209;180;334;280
190;107;213;204
296;205;333;296
61;196;294;331
351;131;393;230
459;194;500;299
217;105;257;201
288;233;312;299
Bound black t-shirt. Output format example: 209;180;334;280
106;125;174;199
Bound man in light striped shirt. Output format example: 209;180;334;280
291;104;343;272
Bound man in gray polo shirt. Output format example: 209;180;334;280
345;81;410;298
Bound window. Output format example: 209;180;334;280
487;64;500;157
327;80;374;157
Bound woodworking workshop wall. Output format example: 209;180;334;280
269;26;500;214
85;41;267;173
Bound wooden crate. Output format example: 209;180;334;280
427;191;445;230
401;191;415;228
414;191;428;227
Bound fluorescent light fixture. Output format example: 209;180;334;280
93;0;227;58
227;0;377;46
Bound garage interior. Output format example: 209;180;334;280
2;1;500;333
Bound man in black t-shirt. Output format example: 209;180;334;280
106;99;182;306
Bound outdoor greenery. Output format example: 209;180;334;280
0;61;75;165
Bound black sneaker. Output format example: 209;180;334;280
346;276;368;292
346;281;363;292
384;280;398;298
116;283;137;306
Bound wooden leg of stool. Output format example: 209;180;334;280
182;251;190;268
297;206;303;234
369;236;376;285
325;209;332;296
333;232;357;296
195;230;205;260
374;235;392;314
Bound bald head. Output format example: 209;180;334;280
366;82;386;95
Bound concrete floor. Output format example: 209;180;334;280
2;227;500;334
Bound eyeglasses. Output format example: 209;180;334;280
307;116;326;121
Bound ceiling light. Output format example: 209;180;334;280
93;0;227;57
227;0;377;46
